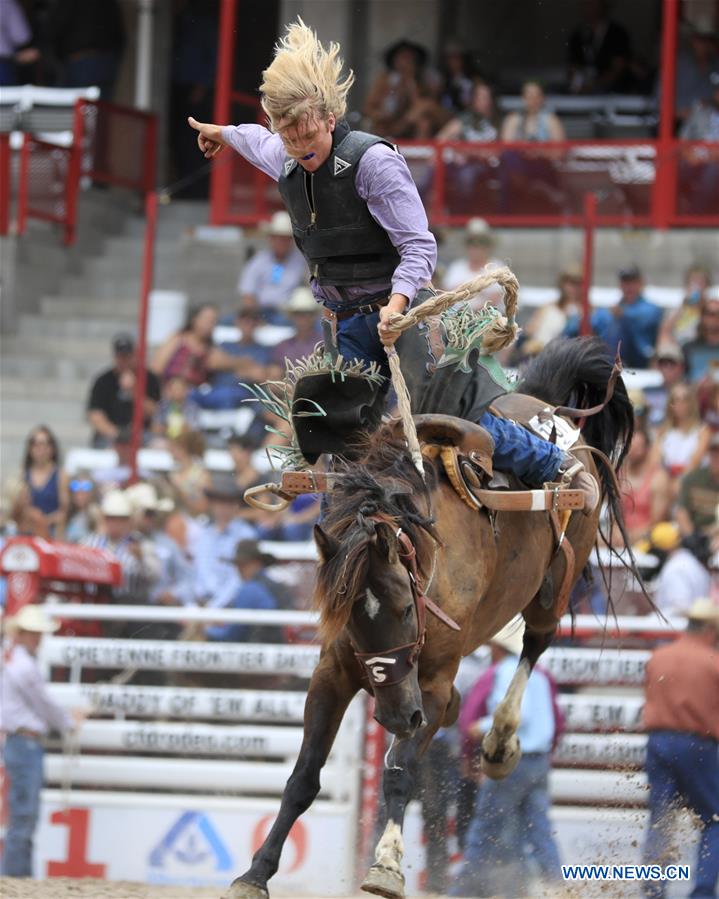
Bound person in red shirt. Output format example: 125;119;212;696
642;598;719;899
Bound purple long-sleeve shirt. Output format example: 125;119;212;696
0;0;31;57
221;123;437;307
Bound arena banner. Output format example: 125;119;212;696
43;637;321;676
553;733;647;768
35;793;358;895
558;693;644;732
49;684;308;721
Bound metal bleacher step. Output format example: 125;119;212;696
40;296;138;319
18;315;139;341
1;377;87;401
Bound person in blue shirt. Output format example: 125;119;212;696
206;540;282;642
565;265;664;369
451;620;563;898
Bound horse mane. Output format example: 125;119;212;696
313;428;437;644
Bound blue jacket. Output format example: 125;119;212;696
565;295;663;369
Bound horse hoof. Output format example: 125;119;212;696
480;734;521;780
222;879;269;899
361;864;406;898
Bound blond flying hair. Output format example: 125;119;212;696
260;18;355;130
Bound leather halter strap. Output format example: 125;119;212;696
353;515;460;689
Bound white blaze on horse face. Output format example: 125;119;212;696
374;818;404;872
365;588;381;620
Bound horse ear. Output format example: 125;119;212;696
374;523;399;565
314;524;339;563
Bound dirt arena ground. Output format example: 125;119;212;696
0;879;600;899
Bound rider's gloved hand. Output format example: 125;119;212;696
557;454;600;516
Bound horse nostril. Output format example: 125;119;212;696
410;709;425;731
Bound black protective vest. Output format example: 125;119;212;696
277;127;401;287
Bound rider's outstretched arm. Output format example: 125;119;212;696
188;116;284;182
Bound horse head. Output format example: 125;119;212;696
314;506;431;739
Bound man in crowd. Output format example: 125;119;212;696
270;287;324;375
206;540;286;643
590;266;664;369
237;210;306;321
684;291;719;382
0;604;84;877
193;476;256;608
86;334;161;449
642;598;719;899
451;620;563;897
677;431;719;538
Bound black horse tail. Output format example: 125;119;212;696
518;336;644;605
517;335;634;480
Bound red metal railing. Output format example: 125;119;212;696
0;133;11;236
210;136;719;230
15;99;157;244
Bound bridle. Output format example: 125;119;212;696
353;514;460;689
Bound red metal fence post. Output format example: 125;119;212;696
653;0;679;229
0;134;10;235
581;192;596;337
129;190;158;484
16;136;31;236
209;0;238;225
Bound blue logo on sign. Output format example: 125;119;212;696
149;811;232;872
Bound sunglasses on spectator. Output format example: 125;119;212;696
70;479;93;492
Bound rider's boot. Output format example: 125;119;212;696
556;454;600;515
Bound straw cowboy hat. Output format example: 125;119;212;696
685;598;719;628
489;618;525;656
6;603;60;635
101;490;133;517
124;482;174;514
263;211;294;237
283;287;320;314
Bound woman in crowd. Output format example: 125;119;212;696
650;383;712;493
11;426;70;538
437;78;498;142
65;476;100;544
658;264;712;347
151;303;264;388
500;80;565;142
166;430;211;517
621;427;671;546
521;263;583;357
363;39;446;138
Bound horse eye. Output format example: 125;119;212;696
403;604;414;621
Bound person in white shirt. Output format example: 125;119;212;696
442;218;505;307
1;604;84;876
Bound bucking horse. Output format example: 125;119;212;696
226;336;634;899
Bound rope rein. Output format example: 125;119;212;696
384;266;521;477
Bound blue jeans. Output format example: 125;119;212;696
450;753;561;897
336;311;565;484
643;731;719;899
2;733;45;877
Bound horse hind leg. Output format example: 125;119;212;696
480;617;555;781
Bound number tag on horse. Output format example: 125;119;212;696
364;656;397;684
527;411;580;451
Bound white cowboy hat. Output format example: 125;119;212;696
101;490;133;518
684;597;719;626
7;603;60;634
124;482;174;514
283;287;319;314
489;617;525;656
263;211;294;237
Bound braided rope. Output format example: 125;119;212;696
384;266;520;480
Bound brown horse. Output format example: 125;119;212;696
225;338;634;899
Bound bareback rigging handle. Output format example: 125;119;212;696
243;483;292;512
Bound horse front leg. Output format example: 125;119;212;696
362;692;447;899
224;653;359;899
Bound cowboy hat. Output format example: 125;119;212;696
489;618;525;656
262;211;294;237
101;490;133;517
684;597;719;626
465;217;495;247
203;475;244;503
124;482;174;514
6;603;60;635
223;539;277;567
283;287;319;314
